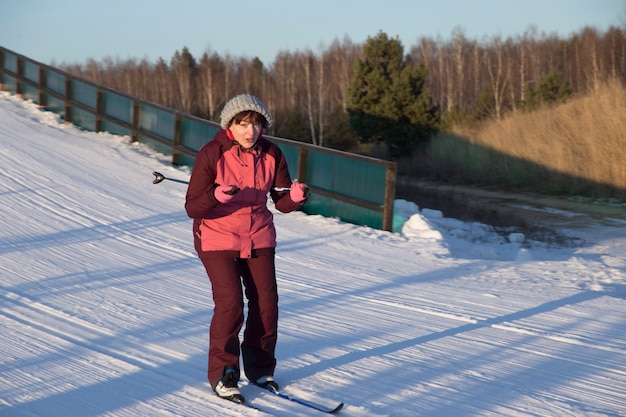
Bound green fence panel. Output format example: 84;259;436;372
3;50;17;73
306;150;387;205
273;141;300;179
23;60;39;83
180;118;218;152
43;94;65;118
139;103;175;140
101;120;131;137
19;60;41;103
21;83;39;103
103;91;133;125
71;79;97;109
1;50;18;92
303;193;383;230
71;106;96;131
138;133;173;156
44;69;65;95
1;73;17;93
178;153;196;167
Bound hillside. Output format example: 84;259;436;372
2;92;626;417
418;81;626;199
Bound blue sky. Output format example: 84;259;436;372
2;0;624;66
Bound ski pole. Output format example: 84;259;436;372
152;171;303;194
152;171;189;185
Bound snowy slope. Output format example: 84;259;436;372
1;91;626;417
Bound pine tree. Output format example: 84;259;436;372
521;71;572;112
347;31;439;156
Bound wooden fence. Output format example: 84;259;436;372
0;46;397;231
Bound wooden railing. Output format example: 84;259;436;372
0;46;397;231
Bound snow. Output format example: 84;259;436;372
1;91;626;417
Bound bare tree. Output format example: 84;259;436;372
326;37;360;110
452;27;466;109
519;27;538;103
302;52;318;145
317;50;326;147
484;36;512;119
197;51;226;120
170;47;197;113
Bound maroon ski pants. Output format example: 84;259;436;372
199;248;278;389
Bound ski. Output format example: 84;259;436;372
218;396;265;413
253;384;344;413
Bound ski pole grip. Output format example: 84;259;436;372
152;172;166;184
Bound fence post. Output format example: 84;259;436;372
16;56;23;96
382;162;397;231
173;114;182;165
131;100;140;143
95;88;103;132
64;76;72;124
38;65;45;106
297;147;308;182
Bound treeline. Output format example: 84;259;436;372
62;25;625;153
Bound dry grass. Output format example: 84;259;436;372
418;80;626;198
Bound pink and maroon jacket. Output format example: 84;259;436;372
185;129;304;258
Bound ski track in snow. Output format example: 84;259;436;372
1;92;626;416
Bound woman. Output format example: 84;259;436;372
185;94;309;404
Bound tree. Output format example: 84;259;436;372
276;109;310;142
472;85;497;121
197;51;226;120
347;31;439;156
520;70;572;111
61;25;626;141
324;106;360;151
483;36;512;120
170;47;197;114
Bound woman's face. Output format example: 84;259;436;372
229;116;263;149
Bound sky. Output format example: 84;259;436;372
1;0;625;67
2;89;626;416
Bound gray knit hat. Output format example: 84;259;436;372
219;94;273;130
